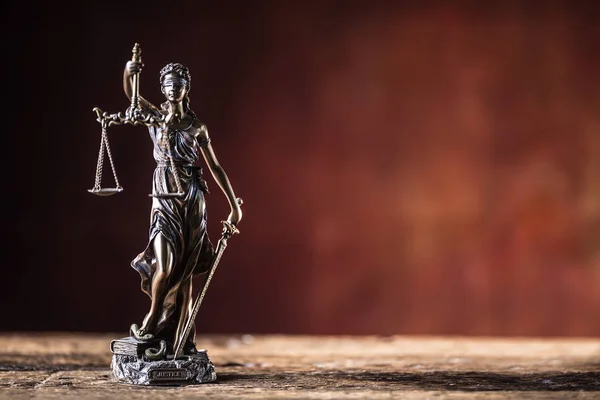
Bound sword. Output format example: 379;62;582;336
173;204;242;358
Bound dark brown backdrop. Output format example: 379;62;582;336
4;1;600;337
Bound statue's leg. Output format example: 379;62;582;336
174;277;193;353
139;233;174;336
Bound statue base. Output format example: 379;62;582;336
110;337;217;385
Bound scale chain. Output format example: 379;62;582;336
91;120;122;192
92;124;106;191
168;136;184;194
103;122;122;189
156;129;184;197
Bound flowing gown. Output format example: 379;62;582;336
131;118;214;350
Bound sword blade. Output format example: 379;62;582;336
173;235;229;358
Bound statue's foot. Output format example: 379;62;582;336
130;324;154;341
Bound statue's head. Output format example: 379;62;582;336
159;63;191;104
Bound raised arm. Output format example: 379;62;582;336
197;125;243;228
123;61;158;111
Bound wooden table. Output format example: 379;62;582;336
0;333;599;399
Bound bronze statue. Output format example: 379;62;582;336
89;44;243;385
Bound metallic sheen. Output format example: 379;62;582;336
89;44;243;374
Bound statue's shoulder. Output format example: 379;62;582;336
192;119;210;145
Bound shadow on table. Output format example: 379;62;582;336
350;370;600;391
218;370;600;392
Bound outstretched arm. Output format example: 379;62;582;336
197;126;243;227
123;61;158;111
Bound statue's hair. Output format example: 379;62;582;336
159;63;196;119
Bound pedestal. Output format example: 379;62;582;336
109;336;217;385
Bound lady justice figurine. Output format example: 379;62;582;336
89;44;243;385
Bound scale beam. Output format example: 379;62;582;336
89;43;177;197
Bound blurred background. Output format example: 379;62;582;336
4;1;600;337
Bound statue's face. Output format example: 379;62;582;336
161;73;188;103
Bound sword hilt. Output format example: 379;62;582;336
221;220;240;238
221;198;242;238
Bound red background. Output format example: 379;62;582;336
5;1;600;337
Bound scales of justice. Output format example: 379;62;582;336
89;43;243;385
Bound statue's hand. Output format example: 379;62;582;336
226;198;243;229
227;207;242;227
222;219;240;238
126;60;143;75
125;105;145;121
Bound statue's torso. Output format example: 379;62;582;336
149;124;200;165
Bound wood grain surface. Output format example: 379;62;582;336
0;333;599;399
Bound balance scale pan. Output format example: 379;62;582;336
149;192;185;199
88;188;123;196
